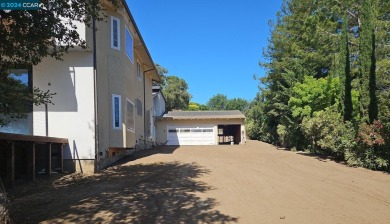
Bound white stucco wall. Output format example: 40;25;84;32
33;52;95;160
59;17;89;49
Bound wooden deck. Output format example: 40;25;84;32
0;132;68;187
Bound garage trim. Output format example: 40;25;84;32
156;110;246;146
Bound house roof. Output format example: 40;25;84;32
161;110;246;120
152;86;162;92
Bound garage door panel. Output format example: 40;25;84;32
167;126;215;145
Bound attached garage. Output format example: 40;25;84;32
156;111;246;146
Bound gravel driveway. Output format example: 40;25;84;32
11;140;390;223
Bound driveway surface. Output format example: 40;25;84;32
11;140;390;223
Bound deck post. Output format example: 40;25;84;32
60;144;64;173
6;142;15;187
28;143;36;181
46;143;52;175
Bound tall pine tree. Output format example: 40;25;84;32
369;31;378;122
341;13;353;121
358;0;378;122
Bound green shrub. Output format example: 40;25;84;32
245;103;275;143
276;124;288;147
346;120;389;170
246;120;261;140
277;119;305;150
301;108;355;159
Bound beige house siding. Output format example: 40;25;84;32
145;73;154;139
156;119;246;145
94;4;158;168
31;2;159;172
131;54;154;146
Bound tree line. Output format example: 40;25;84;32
156;64;250;112
246;0;390;171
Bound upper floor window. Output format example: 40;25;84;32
137;61;142;81
126;99;135;132
111;16;120;50
125;27;134;62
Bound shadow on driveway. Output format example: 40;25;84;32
10;159;238;223
107;145;181;169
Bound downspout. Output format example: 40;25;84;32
143;68;154;149
92;6;99;171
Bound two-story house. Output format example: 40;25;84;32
0;0;160;173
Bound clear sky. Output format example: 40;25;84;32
127;0;283;104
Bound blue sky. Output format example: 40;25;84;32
127;0;283;104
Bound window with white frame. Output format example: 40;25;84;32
137;60;142;81
126;99;135;132
111;16;120;50
125;27;134;62
112;94;121;129
0;69;32;135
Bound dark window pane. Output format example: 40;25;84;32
113;19;118;47
126;28;133;60
114;97;119;127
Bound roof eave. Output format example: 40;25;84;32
121;0;161;83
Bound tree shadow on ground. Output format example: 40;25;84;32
10;160;238;223
107;145;180;169
295;151;341;163
296;152;390;174
275;146;337;163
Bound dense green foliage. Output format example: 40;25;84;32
163;76;192;111
358;0;379;122
225;98;250;112
206;94;228;111
347;120;388;169
153;64;193;112
247;0;390;171
341;13;353;121
301;107;356;159
188;102;209;111
155;64;168;87
206;94;249;112
289;76;340;119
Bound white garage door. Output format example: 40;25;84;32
167;126;215;145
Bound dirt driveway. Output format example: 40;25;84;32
10;140;390;224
